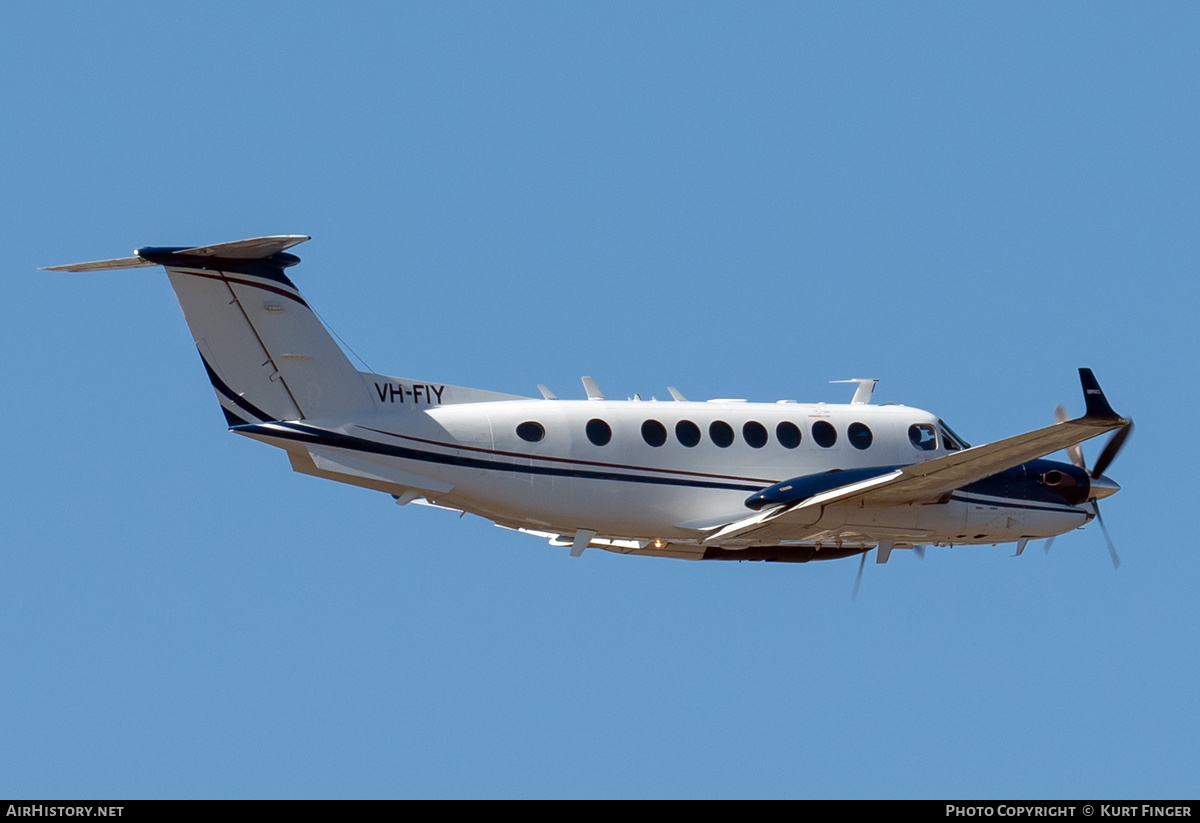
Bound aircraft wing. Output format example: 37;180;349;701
704;369;1127;545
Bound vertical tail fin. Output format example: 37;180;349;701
46;236;375;425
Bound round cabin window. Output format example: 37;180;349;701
676;420;701;447
776;421;801;449
641;419;667;447
586;418;612;446
812;420;837;448
516;421;545;443
709;420;734;448
743;421;768;449
848;422;873;450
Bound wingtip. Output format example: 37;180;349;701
1078;368;1121;422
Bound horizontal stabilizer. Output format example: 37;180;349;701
42;235;311;272
171;235;311;260
41;256;157;272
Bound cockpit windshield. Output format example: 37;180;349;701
937;419;970;451
908;423;937;451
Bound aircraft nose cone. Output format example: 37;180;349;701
1091;474;1121;500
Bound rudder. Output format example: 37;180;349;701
140;238;375;425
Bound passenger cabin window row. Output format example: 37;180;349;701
511;418;921;451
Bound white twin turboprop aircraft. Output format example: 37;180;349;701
47;235;1133;578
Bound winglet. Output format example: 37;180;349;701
1079;368;1120;421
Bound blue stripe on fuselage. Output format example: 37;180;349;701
231;423;1094;512
235;422;769;493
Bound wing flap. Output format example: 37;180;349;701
703;469;904;544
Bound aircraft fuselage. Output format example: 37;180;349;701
237;392;1093;559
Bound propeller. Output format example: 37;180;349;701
1091;419;1133;480
1055;405;1085;469
1047;406;1133;568
852;551;867;602
1093;501;1121;570
852;543;923;601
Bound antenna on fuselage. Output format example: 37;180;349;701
581;376;604;400
537;384;557;400
668;386;687;401
830;379;878;405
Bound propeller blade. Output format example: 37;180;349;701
1056;405;1086;469
1091;419;1134;480
913;545;927;561
1043;535;1056;554
1093;502;1121;569
852;551;867;602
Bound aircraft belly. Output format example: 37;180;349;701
472;477;707;537
516;473;746;538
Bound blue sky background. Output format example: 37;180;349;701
2;2;1197;799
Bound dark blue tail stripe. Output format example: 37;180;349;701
198;349;276;424
221;406;251;428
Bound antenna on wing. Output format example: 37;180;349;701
830;379;877;405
